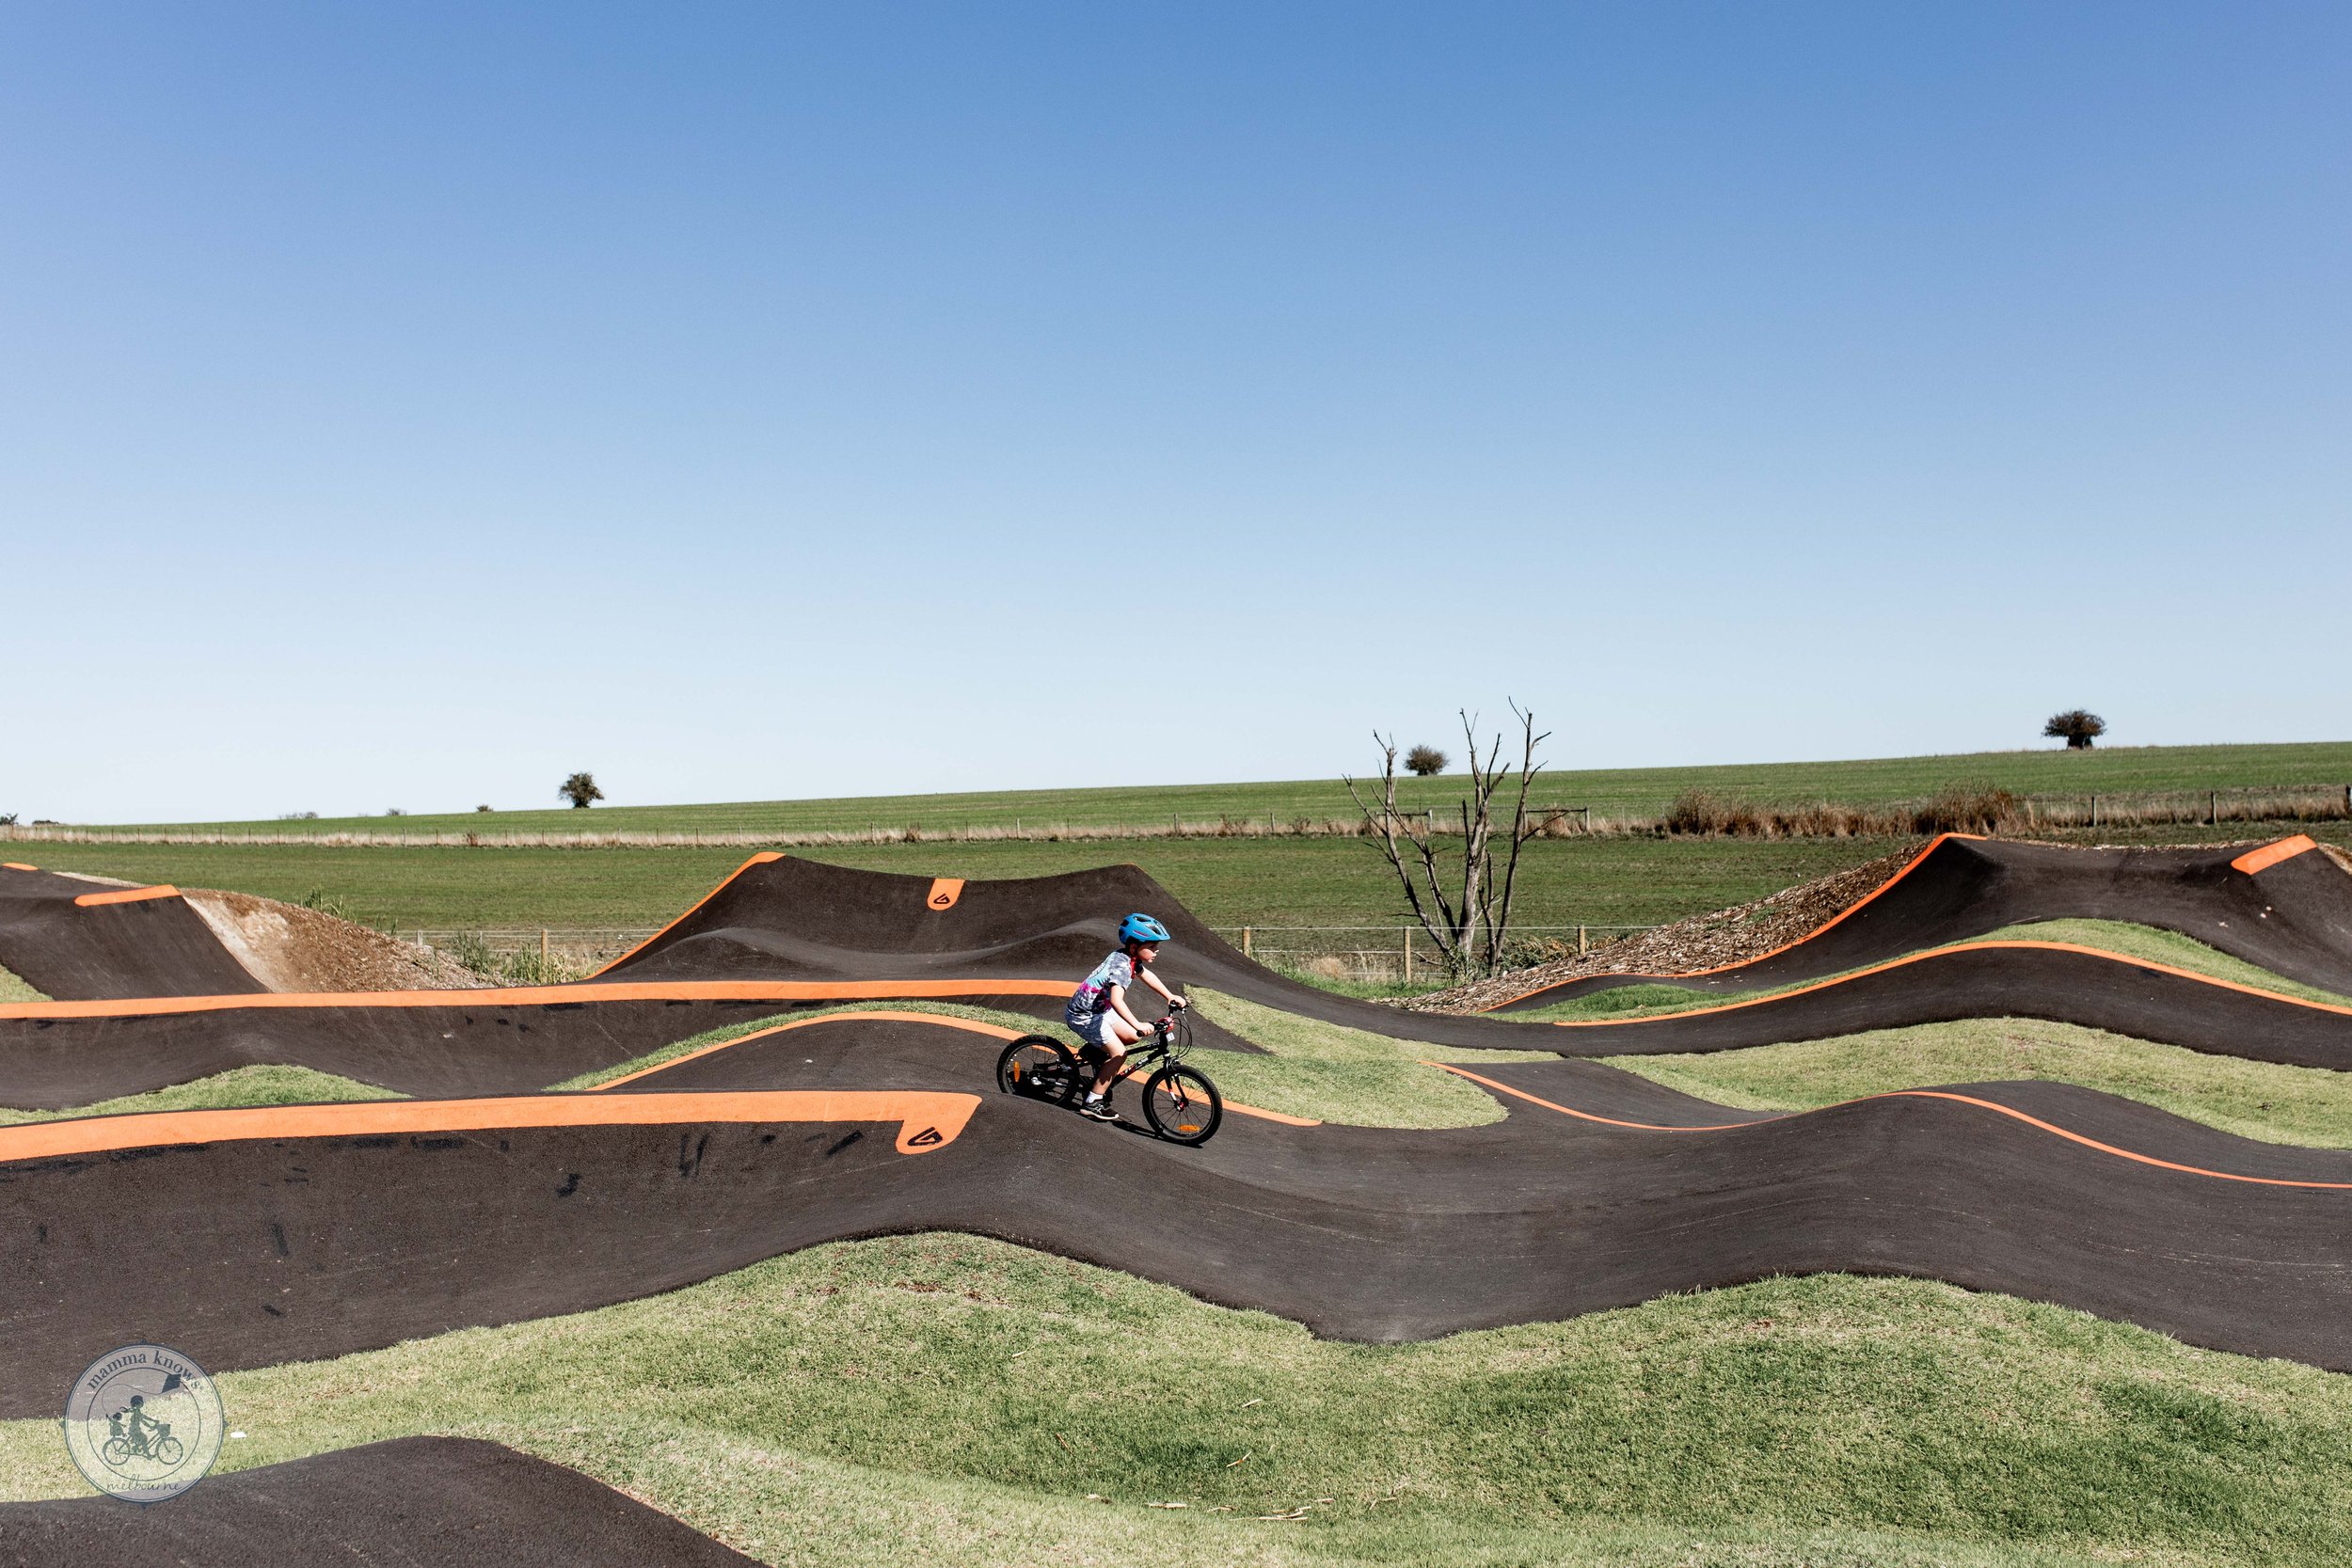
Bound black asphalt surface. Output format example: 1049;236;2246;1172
1497;833;2352;1007
0;1437;759;1566
7;1012;2352;1423
0;864;261;1001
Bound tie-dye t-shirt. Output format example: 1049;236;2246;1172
1065;950;1136;1027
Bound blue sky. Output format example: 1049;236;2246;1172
3;3;2345;820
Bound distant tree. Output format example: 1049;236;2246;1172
560;772;605;809
1404;745;1450;777
0;813;16;826
475;804;493;813
386;807;405;817
2042;709;2107;751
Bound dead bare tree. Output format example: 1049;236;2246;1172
1344;704;1549;977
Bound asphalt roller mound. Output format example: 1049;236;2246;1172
1494;832;2352;1009
0;863;262;1002
0;1436;759;1566
9;843;2352;1113
8;1010;2352;1420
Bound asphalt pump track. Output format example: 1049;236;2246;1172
8;1006;2352;1429
8;841;2352;1112
0;863;262;1002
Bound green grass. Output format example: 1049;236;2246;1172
0;1064;403;1121
1967;920;2352;1007
0;963;45;1004
1186;987;1553;1129
548;1002;1054;1092
1;836;1915;935
63;739;2352;833
553;1000;1547;1130
6;1233;2348;1566
1591;1018;2352;1148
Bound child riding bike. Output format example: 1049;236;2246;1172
1066;912;1188;1121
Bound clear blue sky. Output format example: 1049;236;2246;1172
3;3;2345;820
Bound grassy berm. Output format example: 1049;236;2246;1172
3;1234;2346;1567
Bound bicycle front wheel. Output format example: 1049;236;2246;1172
1141;1065;1222;1145
157;1435;184;1465
996;1036;1082;1106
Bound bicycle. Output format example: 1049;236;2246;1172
103;1417;183;1467
994;1008;1223;1146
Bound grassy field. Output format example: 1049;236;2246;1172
1597;1017;2352;1149
42;740;2352;837
4;1232;2347;1567
1;835;1921;934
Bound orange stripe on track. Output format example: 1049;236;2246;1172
0;977;1071;1022
1430;1064;2352;1190
0;1088;978;1163
590;851;787;977
2;863;37;872
2233;835;2321;876
1486;833;1984;1009
592;1009;1022;1089
72;885;181;908
1536;939;2352;1029
596;1009;1322;1126
926;878;965;911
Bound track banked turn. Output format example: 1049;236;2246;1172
1494;832;2352;1006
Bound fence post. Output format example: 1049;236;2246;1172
2090;794;2098;828
1579;925;1587;956
541;929;549;972
1402;925;1412;984
1242;927;1251;958
2210;791;2217;826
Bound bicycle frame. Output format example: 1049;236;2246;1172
1082;1010;1192;1091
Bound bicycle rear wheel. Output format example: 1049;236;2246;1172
996;1036;1082;1106
1141;1065;1222;1145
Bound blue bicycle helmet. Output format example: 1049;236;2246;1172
1119;912;1172;945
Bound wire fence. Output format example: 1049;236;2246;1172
9;781;2347;847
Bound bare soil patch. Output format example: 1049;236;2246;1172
183;890;485;993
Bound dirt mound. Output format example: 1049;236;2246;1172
183;890;485;992
1410;845;1923;1014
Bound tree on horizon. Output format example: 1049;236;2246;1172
2043;710;2107;750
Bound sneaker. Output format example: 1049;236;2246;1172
1077;1098;1118;1122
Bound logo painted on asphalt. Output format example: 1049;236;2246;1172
62;1343;227;1503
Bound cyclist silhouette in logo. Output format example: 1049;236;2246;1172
107;1394;170;1457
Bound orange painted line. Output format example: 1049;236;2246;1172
594;1008;1321;1126
1222;1101;1320;1127
591;1009;1022;1090
1486;833;1984;1009
0;1088;979;1164
1534;939;2352;1029
926;878;965;911
72;885;181;908
1430;1063;2352;1190
3;863;37;872
0;976;1071;1023
590;851;787;977
2233;835;2321;876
